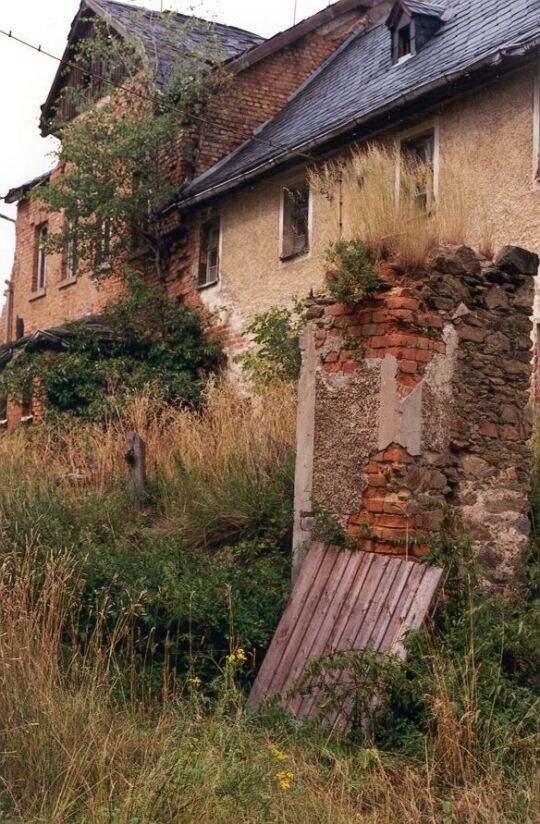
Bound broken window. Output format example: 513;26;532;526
198;217;220;287
281;180;310;260
401;131;435;210
35;223;48;292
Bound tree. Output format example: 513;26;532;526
35;8;229;281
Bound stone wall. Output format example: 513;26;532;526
293;245;538;592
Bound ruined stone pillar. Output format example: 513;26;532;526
292;245;538;592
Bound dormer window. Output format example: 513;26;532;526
388;1;446;65
397;23;414;61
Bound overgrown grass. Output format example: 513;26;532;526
0;551;537;822
0;385;538;821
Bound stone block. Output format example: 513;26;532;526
494;245;539;277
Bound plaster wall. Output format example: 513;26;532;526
209;64;540;344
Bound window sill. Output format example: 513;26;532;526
197;279;219;291
29;288;46;302
20;415;34;425
0;419;7;429
58;277;78;290
280;249;309;263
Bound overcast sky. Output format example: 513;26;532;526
0;0;332;306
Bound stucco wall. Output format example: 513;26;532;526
205;64;540;351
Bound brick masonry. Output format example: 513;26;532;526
293;245;538;593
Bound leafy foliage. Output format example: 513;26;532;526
0;278;221;420
326;239;380;305
234;304;305;385
36;14;229;280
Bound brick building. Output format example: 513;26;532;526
2;0;540;425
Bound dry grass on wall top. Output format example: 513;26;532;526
310;144;494;271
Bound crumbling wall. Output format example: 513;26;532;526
293;245;538;592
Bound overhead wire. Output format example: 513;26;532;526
0;25;313;161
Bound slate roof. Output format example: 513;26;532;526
3;171;52;204
181;0;540;204
97;0;265;89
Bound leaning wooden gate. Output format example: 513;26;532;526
248;543;443;724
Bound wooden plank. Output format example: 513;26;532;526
283;548;354;709
295;552;374;719
269;547;342;699
247;542;326;710
291;549;360;716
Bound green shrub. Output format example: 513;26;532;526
235;304;305;385
326;239;379;305
0;278;221;420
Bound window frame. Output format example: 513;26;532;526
197;215;221;289
392;15;416;64
533;61;540;189
63;213;78;282
34;223;48;293
397;123;439;210
280;177;311;262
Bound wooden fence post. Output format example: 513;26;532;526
125;431;147;508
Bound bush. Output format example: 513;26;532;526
325;239;379;305
0;278;221;420
235;305;305;385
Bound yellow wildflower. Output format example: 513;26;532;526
270;744;289;762
226;647;247;664
187;676;201;686
276;770;294;790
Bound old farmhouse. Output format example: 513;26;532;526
1;0;540;431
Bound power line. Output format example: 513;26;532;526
0;26;312;162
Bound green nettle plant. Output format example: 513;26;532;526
0;278;221;419
234;304;306;385
36;12;228;280
326;239;380;305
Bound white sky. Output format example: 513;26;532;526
0;0;332;307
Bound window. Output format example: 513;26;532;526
35;223;48;292
0;396;7;427
401;131;435;210
281;180;310;259
96;218;112;269
392;18;416;64
198;217;220;287
65;214;78;280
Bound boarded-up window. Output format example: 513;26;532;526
35;223;48;292
198;217;220;287
282;180;309;259
401;131;435;210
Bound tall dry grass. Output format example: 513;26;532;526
0;380;297;548
311;143;493;270
0;551;536;822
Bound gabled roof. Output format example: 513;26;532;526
387;0;447;28
40;0;264;133
176;0;540;208
3;171;53;205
